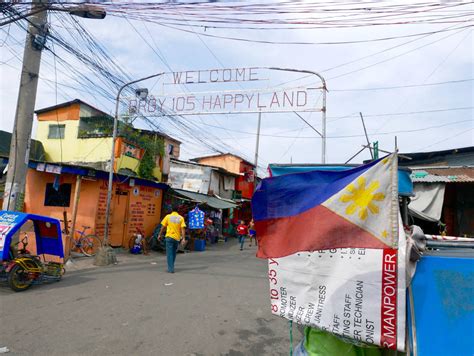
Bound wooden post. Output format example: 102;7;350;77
68;175;82;259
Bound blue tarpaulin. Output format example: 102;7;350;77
0;210;64;260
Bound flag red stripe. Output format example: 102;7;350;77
255;205;389;258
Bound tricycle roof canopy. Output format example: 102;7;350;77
0;210;64;260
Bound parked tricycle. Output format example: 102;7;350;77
0;210;65;292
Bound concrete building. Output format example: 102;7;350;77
0;155;167;248
34;99;180;182
191;153;256;200
168;158;238;200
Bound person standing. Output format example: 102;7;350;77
237;220;248;251
248;219;257;247
158;207;186;273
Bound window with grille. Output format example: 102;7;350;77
44;183;71;207
48;124;65;139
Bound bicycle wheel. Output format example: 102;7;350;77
79;234;102;257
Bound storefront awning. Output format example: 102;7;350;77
173;189;237;209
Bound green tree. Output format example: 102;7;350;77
119;124;164;180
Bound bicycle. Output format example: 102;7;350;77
62;220;102;257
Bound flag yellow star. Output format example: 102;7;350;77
340;176;385;221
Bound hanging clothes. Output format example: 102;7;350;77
188;206;205;230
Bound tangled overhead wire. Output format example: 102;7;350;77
2;4;261;167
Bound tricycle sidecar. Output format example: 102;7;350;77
0;210;64;292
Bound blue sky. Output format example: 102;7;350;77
1;1;473;174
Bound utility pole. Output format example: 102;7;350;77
95;73;163;266
359;112;374;159
2;0;48;211
2;2;105;212
253;111;262;191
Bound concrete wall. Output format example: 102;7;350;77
36;102;166;182
23;168;164;250
23;169;100;259
36;119;113;163
197;155;241;175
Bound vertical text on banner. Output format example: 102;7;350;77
380;248;398;350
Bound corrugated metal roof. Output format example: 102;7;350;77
173;189;237;209
411;167;474;183
399;146;474;167
426;167;474;178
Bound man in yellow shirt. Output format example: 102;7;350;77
158;208;186;273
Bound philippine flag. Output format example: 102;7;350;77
252;154;399;258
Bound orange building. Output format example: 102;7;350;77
191;153;257;224
191;153;256;199
1;157;167;249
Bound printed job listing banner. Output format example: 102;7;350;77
267;225;406;351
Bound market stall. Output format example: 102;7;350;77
161;188;237;251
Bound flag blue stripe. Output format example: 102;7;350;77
252;158;382;221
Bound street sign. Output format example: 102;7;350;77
126;67;325;116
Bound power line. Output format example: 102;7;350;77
327;26;471;81
330;78;473;91
374;27;473;134
328;106;473;121
100;1;474;30
127;14;268;165
155;22;474;46
188;119;473;139
273;22;467;88
416;127;474;151
8;8;242;161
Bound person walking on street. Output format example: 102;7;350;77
248;219;257;247
237;220;248;251
158;207;186;273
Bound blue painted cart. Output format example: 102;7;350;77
0;210;64;292
407;242;474;356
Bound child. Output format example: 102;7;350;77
248;219;256;247
236;220;248;251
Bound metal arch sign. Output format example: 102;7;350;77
127;67;326;116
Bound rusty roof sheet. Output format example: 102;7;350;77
411;167;474;183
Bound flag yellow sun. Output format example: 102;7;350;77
340;176;385;221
